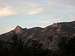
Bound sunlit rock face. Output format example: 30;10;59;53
14;26;24;34
0;21;75;51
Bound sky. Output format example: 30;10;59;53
0;0;75;34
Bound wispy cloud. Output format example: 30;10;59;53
27;7;44;15
15;2;47;16
48;0;75;17
0;5;16;16
0;0;47;16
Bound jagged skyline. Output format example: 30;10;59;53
0;0;75;34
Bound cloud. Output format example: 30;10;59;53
15;2;46;16
27;7;44;15
0;5;16;16
48;0;75;14
49;0;75;7
48;0;75;22
0;0;47;16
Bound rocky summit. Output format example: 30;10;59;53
0;21;75;56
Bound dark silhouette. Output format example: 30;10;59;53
0;21;75;56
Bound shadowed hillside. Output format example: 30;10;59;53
0;21;75;56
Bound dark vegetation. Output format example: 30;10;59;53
0;34;50;56
0;21;75;56
0;33;75;56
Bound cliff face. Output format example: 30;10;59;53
0;21;75;56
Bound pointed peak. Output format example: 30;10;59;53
14;25;23;34
15;25;22;29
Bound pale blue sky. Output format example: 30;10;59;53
0;0;75;34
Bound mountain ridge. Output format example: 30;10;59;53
0;21;75;56
0;21;75;48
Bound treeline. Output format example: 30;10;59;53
0;34;50;56
0;34;75;56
